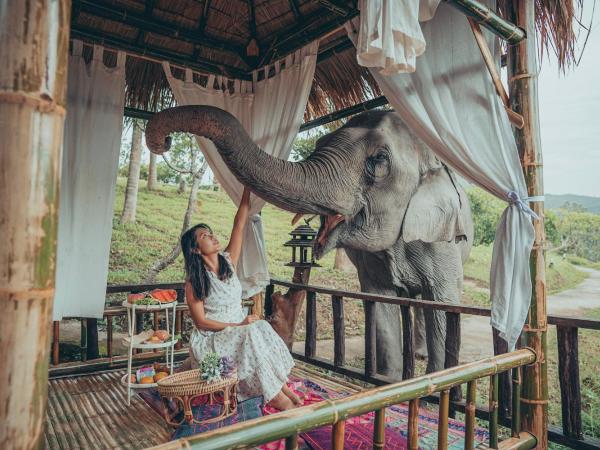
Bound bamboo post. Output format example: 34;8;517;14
0;1;71;447
374;408;386;449
445;312;462;402
490;374;499;449
556;326;582;439
285;433;298;450
506;1;549;447
332;421;345;450
175;310;183;350
305;291;317;359
493;328;512;420
512;367;522;438
332;295;345;367
408;398;419;450
465;380;477;450
438;390;450;449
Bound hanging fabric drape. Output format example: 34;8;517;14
163;42;318;298
53;41;126;320
355;0;441;74
348;0;535;349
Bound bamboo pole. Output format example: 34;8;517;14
332;421;345;450
465;380;477;450
438;390;450;449
490;374;499;449
0;1;71;448
408;398;420;450
374;408;386;449
506;1;549;448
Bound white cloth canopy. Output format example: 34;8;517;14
355;0;441;74
163;42;318;298
349;0;536;349
54;41;126;320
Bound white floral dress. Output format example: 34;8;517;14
189;251;294;402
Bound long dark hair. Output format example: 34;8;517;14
181;223;233;300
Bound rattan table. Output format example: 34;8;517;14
157;369;238;427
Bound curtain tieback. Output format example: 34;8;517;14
507;191;544;220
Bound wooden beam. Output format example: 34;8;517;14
445;0;526;44
289;0;302;21
556;326;583;439
299;96;389;132
506;1;548;447
0;1;70;447
74;0;245;57
70;27;251;80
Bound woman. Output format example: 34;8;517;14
181;187;301;410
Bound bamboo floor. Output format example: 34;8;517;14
44;363;488;449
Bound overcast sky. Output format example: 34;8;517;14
538;4;599;196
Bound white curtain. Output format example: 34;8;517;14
348;1;536;349
53;41;126;320
163;42;318;298
355;0;441;74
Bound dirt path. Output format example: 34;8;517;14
294;268;600;364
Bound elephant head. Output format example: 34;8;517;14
146;105;467;257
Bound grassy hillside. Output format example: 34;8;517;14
546;193;600;214
110;179;590;304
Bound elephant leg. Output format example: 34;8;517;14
374;302;403;379
423;307;446;373
413;307;427;359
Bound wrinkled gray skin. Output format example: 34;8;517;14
146;105;473;377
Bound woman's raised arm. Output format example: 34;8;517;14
225;186;251;268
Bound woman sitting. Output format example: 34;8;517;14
181;187;301;410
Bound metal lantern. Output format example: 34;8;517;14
284;222;320;267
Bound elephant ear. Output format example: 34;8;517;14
401;166;467;243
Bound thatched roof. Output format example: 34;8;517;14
71;0;586;120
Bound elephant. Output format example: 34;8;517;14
146;105;473;377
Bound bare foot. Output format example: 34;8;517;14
282;385;303;406
267;391;296;411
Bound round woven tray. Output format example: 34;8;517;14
157;369;237;397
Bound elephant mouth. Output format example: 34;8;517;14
314;214;345;252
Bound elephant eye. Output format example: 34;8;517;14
366;150;390;182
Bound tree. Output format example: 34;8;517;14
144;134;209;282
120;120;143;223
147;151;158;190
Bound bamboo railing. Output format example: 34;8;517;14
150;349;537;450
49;281;600;449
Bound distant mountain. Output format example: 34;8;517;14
546;194;600;214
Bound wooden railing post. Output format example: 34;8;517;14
507;1;548;446
489;374;499;449
493;328;512;421
53;322;61;366
175;309;183;350
332;421;345;450
408;398;419;450
438;390;450;449
445;312;462;402
364;301;377;377
107;315;114;360
556;325;582;439
374;408;386;449
305;291;317;359
401;306;415;380
264;283;274;318
332;295;345;367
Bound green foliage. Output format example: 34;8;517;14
465;188;505;245
553;209;600;262
291;131;325;161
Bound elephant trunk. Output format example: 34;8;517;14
145;105;343;215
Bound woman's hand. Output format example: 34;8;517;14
225;186;252;267
240;186;251;207
240;314;259;325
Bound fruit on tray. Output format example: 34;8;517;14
154;372;169;382
127;289;177;304
154;363;169;372
147;335;162;344
154;330;169;341
140;376;154;384
129;374;137;383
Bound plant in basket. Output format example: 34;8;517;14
200;353;237;383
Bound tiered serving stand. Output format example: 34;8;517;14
120;299;178;405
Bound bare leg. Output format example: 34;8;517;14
282;384;303;406
267;390;296;411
